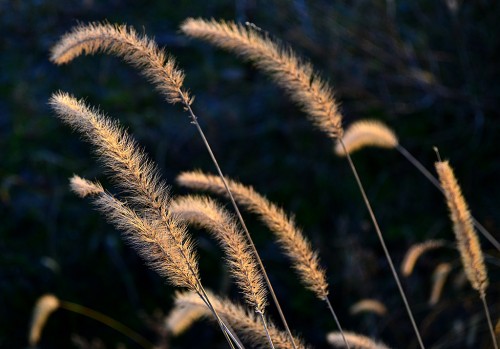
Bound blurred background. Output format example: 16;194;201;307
1;0;499;348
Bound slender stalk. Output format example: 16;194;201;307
324;297;351;349
396;144;500;252
471;218;500;252
154;214;240;349
257;311;276;349
186;271;241;349
480;294;499;349
59;301;154;349
179;92;296;349
340;140;425;349
396;145;441;189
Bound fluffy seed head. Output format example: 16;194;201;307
327;331;391;349
70;175;104;197
165;302;206;336
350;299;387;316
429;263;452;306
52;93;201;292
401;240;446;277
181;18;342;138
29;294;60;346
51;22;191;105
177;170;329;299
335;120;398;156
171;195;267;313
174;290;307;349
435;160;488;295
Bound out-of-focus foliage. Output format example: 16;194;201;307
1;1;498;348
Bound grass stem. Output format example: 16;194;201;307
340;140;425;349
396;144;500;252
324;297;350;349
180;91;296;349
59;301;154;349
257;311;276;349
480;294;499;349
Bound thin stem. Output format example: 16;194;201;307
218;318;246;349
196;290;242;349
59;301;154;349
257;311;276;349
153;206;239;349
471;218;500;252
179;91;297;349
396;145;441;189
480;293;499;349
324;297;350;349
396;145;500;252
167;248;240;349
340;140;426;349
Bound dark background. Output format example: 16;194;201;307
1;1;499;348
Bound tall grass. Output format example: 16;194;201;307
31;17;499;349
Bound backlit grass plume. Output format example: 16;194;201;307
435;159;497;349
165;302;206;336
51;94;199;286
70;175;200;292
50;92;172;215
400;240;447;277
176;171;350;348
170;195;267;314
334;120;398;156
29;294;60;347
52;93;240;348
50;22;190;105
70;175;241;348
429;263;452;306
180;18;342;139
179;20;425;346
349;299;387;317
334;119;500;251
177;171;328;300
52;22;297;347
326;331;391;349
173;290;307;349
435;161;487;295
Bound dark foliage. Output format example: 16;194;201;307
1;1;498;348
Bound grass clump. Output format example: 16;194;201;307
28;14;498;349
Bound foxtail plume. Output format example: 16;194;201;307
429;263;452;306
334;120;398;156
181;18;342;138
349;299;387;317
435;161;488;295
171;195;267;314
176;171;329;300
51;22;191;105
29;294;60;347
69;175;201;292
401;240;446;277
174;290;306;349
327;331;391;349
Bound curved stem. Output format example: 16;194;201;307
59;301;154;349
341;140;425;349
396;145;500;252
324;297;350;349
180;92;297;349
480;294;499;349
